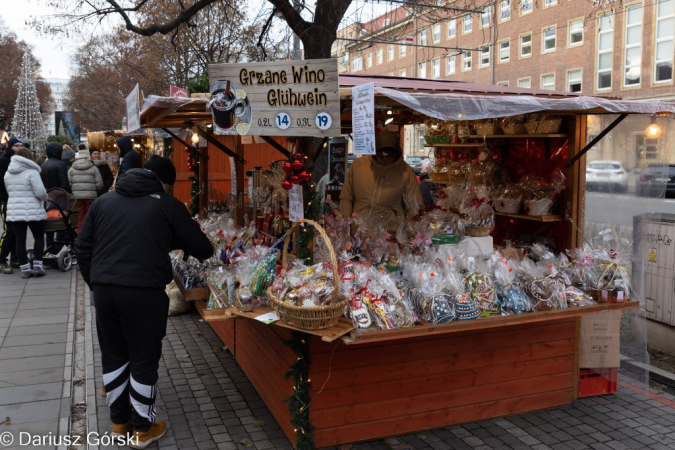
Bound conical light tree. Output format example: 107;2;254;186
11;53;48;151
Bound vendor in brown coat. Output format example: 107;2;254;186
339;130;423;233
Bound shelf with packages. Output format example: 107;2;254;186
495;212;563;222
428;134;567;146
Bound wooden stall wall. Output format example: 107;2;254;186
172;136;289;204
306;319;576;448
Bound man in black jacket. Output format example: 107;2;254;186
76;156;213;449
116;135;142;178
41;142;71;192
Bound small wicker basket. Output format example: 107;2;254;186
465;226;492;237
524;198;554;216
502;123;527;135
495;197;522;214
525;117;562;134
430;171;448;183
474;122;501;136
267;219;348;331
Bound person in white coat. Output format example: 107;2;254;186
4;148;48;278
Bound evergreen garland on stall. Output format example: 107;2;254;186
283;331;314;449
186;145;200;216
294;138;319;261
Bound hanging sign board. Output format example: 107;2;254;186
125;83;141;133
170;86;189;98
328;137;348;184
352;82;375;154
289;184;304;223
208;58;340;137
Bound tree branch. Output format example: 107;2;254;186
105;0;221;36
266;0;311;38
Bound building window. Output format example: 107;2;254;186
569;19;583;46
447;55;456;74
420;29;428;46
432;58;441;77
624;5;643;86
481;7;491;27
655;0;673;83
388;45;394;61
419;61;427;78
568;69;582;92
400;43;406;57
520;33;532;57
521;0;533;14
377;49;383;64
543;26;556;52
367;53;372;67
501;0;511;21
597;12;613;89
499;40;510;62
542;73;555;90
497;81;509;86
463;51;472;70
400;69;407;77
417;129;426;154
433;24;441;43
545;0;557;7
352;56;363;72
480;46;490;67
464;14;472;33
448;19;456;38
518;77;531;88
342;52;349;65
636;135;659;160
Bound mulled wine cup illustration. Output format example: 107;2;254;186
210;80;252;135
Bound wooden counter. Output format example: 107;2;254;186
196;300;638;448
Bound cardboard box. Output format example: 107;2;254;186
579;311;621;368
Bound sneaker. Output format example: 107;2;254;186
0;263;12;274
111;420;132;438
20;263;32;279
32;263;45;277
129;420;166;449
9;260;19;268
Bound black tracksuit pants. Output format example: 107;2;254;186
0;202;16;264
94;284;168;431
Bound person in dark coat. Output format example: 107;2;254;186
40;142;71;193
90;148;114;193
116;136;141;178
75;156;213;448
0;137;23;274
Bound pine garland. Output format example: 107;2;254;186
283;331;314;449
188;147;200;217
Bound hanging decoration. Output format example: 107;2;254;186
282;145;307;190
11;53;48;150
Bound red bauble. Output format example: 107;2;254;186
282;162;292;173
184;147;190;153
292;159;305;172
298;171;311;182
290;175;300;185
282;180;293;190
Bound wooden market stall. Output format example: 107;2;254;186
143;74;675;448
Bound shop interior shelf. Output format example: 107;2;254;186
428;134;567;147
429;143;484;147
495;212;562;222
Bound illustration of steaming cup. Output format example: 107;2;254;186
210;85;248;130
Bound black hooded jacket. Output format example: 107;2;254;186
40;143;71;193
0;148;14;202
75;168;213;289
116;136;142;178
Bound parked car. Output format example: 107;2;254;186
636;164;675;198
586;160;629;192
405;156;424;173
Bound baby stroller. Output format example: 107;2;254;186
29;188;78;271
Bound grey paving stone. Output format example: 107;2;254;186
0;398;61;424
0;354;64;373
10;314;68;327
1;332;67;347
0;342;66;359
0;381;63;405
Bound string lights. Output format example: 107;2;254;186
10;54;48;150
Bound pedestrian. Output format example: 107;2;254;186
62;147;75;169
3;146;47;278
41;142;72;192
90;148;114;193
116;136;141;178
68;149;103;231
75;156;213;448
0;137;22;274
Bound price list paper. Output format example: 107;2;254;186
352;82;375;155
289;184;304;223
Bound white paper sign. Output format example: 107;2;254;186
254;311;280;324
125;83;141;133
229;157;237;196
289;184;304;223
352;82;375;155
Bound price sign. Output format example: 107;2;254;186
276;112;291;130
316;112;332;130
289;184;304;223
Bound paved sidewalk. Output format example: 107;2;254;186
0;266;76;450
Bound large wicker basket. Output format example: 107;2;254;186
465;226;492;237
267;219;348;331
525;117;562;134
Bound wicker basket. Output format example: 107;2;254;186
267;219;348;331
502;123;527;135
495;197;522;214
430;171;448;182
525;117;562;134
446;173;465;184
465;226;492;237
474;122;501;136
524;198;554;216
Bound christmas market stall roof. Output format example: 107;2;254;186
140;95;211;129
338;73;675;128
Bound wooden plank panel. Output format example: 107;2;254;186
314;390;573;448
309;355;574;409
210;320;236;354
308;339;574;393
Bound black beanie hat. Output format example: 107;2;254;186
6;137;22;151
144;155;176;186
